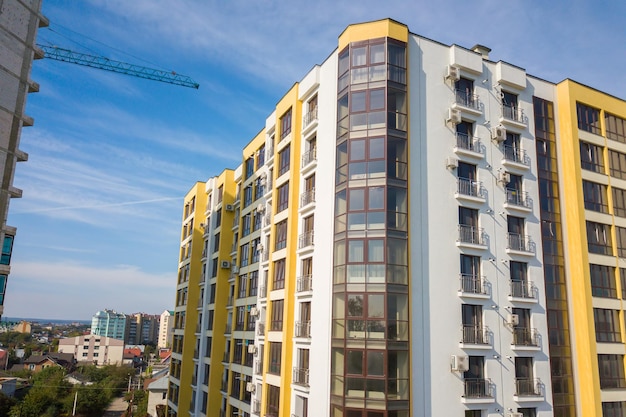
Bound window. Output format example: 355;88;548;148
610;150;626;180
463;356;486;397
213;233;220;253
460;255;481;293
275;220;287;251
457;162;478;197
242;214;251;237
461;304;486;344
586;221;613;256
456;121;477;152
591;264;617;298
280;109;292;140
278;144;291;176
267;384;280;416
504;132;525;164
257;144;266;167
244;185;253;207
594;309;621;342
254;176;264;200
245;157;254;179
581;141;605;173
583;180;609;213
270;299;284;331
268;342;282;375
346;292;386;339
240;243;250;267
510;261;531;298
598;354;626;389
577;102;601;135
249;271;258;296
455;77;476;108
606;113;626;144
251;238;261;263
277;182;289;212
614;188;626;217
618;227;626;258
603;401;626;417
273;259;285;290
238;275;247;298
517;409;536;417
0;235;13;265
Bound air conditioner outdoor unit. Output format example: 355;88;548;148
507;313;520;326
247;344;257;354
256;244;264;253
232;266;239;274
250;307;259;317
446;108;462;125
445;157;458;170
246;382;256;393
225;204;234;212
220;260;231;269
508;413;523;417
450;354;469;372
445;65;460;82
257;203;265;213
491;125;506;142
498;171;511;185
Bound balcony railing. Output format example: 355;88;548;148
302;147;317;167
224;324;232;334
507;233;535;253
505;189;532;208
455;90;481;111
512;327;539;347
503;145;530;166
256;322;265;336
455;132;482;154
254;360;263;374
265;144;274;161
222;351;230;362
463;378;493;398
293;367;310;386
220;379;228;392
226;296;234;307
263;212;272;226
262;250;269;262
295;321;311;338
297;275;313;292
298;231;314;249
270;320;283;331
252;400;261;414
510;280;537;299
300;188;316;207
259;285;267;298
515;378;542;396
501;104;526;124
457;225;485;246
461;325;490;345
459;274;487;295
457;178;485;198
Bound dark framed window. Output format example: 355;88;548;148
273;259;285;290
257;144;266;167
586;221;613;255
580;141;604;173
610;150;626;180
277;182;289;212
249;271;258;296
346;292;386;339
240;243;250;267
598;354;626;388
254;176;265;200
275;220;287;251
244;185;253;207
251;238;261;263
618;227;626;258
582;180;609;213
602;401;626;417
606;113;626;144
280;109;292;140
594;309;621;342
0;235;13;265
577;102;601;135
270;299;284;331
278;144;291;176
242;214;251;237
238;275;247;298
245;157;254;179
268;343;282;375
613;187;626;217
590;264;617;298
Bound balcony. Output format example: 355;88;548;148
509;280;538;301
301;147;317;168
514;378;543;397
256;322;265;336
254;360;263;374
502;145;530;170
512;327;540;348
504;189;532;212
453;90;482;116
463;378;494;400
297;275;312;293
500;104;527;129
460;325;490;347
457;225;487;249
295;321;311;338
300;188;316;208
298;231;314;249
454;133;483;158
293;367;310;387
455;178;485;203
506;233;535;256
458;274;488;297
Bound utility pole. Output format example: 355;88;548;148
72;391;77;416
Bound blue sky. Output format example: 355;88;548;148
6;0;626;320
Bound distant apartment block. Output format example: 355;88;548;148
91;309;127;340
0;0;48;317
58;334;124;366
158;309;174;349
127;312;160;345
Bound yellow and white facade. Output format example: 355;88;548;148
168;19;626;417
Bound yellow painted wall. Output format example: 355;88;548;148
338;18;408;50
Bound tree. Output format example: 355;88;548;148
9;367;72;417
0;392;16;416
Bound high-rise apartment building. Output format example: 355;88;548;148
159;309;175;349
127;312;160;345
0;0;47;317
168;19;626;417
91;309;128;341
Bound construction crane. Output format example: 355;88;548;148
37;44;200;89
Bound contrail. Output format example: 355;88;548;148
15;196;182;214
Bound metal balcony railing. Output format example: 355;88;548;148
455;90;481;111
507;233;535;253
298;231;314;249
301;147;317;167
457;178;485;198
293;367;310;386
254;360;263;374
505;189;532;208
297;275;313;292
263;212;272;226
512;327;539;347
459;274;487;295
510;280;537;299
252;400;261;414
224;324;232;334
226;296;234;307
463;378;493;398
461;325;490;345
295;321;311;338
304;107;318;127
515;378;542;396
265;144;274;161
503;145;530;166
259;285;267;298
256;322;265;336
455;132;482;154
502;104;526;124
300;188;316;207
458;225;485;245
222;352;230;363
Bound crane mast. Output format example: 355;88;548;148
38;45;200;89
